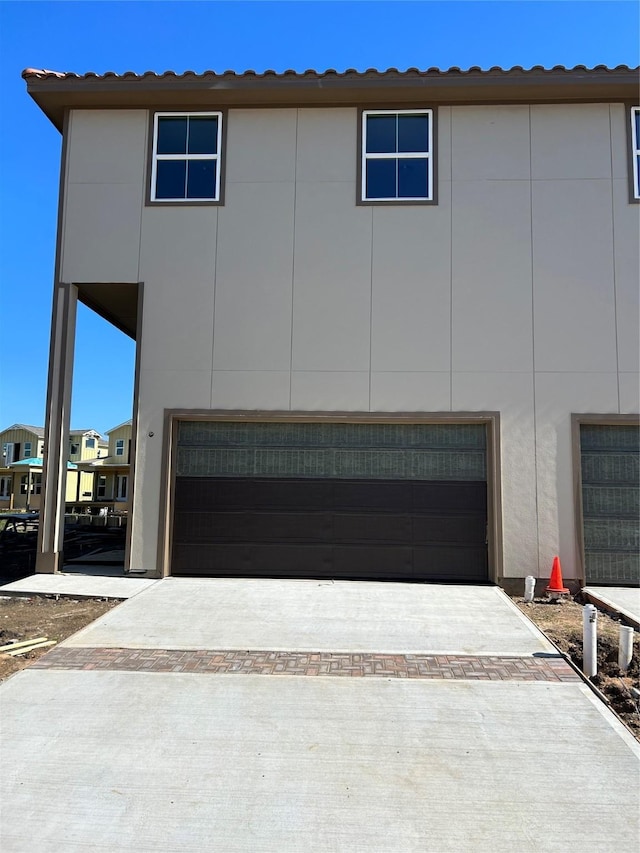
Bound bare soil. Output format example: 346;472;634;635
0;596;118;681
514;595;640;740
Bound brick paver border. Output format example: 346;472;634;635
32;647;579;681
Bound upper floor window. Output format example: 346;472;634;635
361;109;434;203
23;443;32;458
86;437;95;449
115;439;125;457
631;107;640;201
150;112;223;203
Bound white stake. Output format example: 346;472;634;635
583;604;598;678
618;625;634;673
524;576;535;602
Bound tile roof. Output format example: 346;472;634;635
20;64;640;81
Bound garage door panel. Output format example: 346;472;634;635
580;423;639;585
411;514;486;545
330;481;412;512
331;513;412;543
411;482;487;513
412;546;488;581
332;545;413;578
172;421;490;581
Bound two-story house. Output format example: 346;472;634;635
0;423;106;510
23;65;639;589
75;419;132;504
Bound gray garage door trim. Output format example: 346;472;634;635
159;411;502;583
573;414;640;587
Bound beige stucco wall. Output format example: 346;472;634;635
61;103;640;579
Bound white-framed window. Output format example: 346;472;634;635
361;109;433;202
115;439;125;457
631;107;640;201
150;112;223;202
116;475;128;502
23;442;32;458
20;474;42;495
97;475;107;499
86;437;95;449
0;476;12;498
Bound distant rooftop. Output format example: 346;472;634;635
1;424;45;438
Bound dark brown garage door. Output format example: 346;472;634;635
171;421;489;582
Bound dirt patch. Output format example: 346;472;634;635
0;596;119;681
514;596;640;740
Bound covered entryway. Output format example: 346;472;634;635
579;422;640;586
170;419;492;582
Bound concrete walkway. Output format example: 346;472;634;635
0;573;158;600
1;578;639;852
583;586;640;630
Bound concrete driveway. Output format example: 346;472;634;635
1;579;639;852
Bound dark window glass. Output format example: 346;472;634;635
366;115;396;153
635;110;640;146
398;114;429;153
157;117;187;154
366;159;396;198
188;117;218;154
156;160;186;199
186;160;217;199
398;158;428;198
636;154;640;193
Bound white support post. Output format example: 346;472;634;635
583;604;598;678
618;626;634;673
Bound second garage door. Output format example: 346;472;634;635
171;421;489;582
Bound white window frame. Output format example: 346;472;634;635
0;476;11;498
116;475;128;502
150;111;223;203
23;442;32;458
631;107;640;201
86;437;95;449
115;439;125;457
361;109;433;202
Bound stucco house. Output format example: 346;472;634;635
23;65;639;589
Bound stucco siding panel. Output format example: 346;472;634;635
292;182;372;371
612;179;640;372
211;371;291;410
619;374;640;414
296;108;357;183
370;372;451;412
609;104;630;181
290;372;370;411
534;372;619;581
452;180;533;373
66;110;148;185
451;105;530;181
371;202;451;372
213;182;295;371
226;109;297;183
532;179;617;373
62;182;142;282
131;369;213;572
530;104;612;180
452;371;538;579
139;207;217;372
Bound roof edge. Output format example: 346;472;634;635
23;65;640;132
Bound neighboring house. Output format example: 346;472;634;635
0;425;46;510
24;65;639;588
76;420;131;504
0;423;105;510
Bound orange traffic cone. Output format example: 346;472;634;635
546;556;569;595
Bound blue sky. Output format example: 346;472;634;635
0;0;638;436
